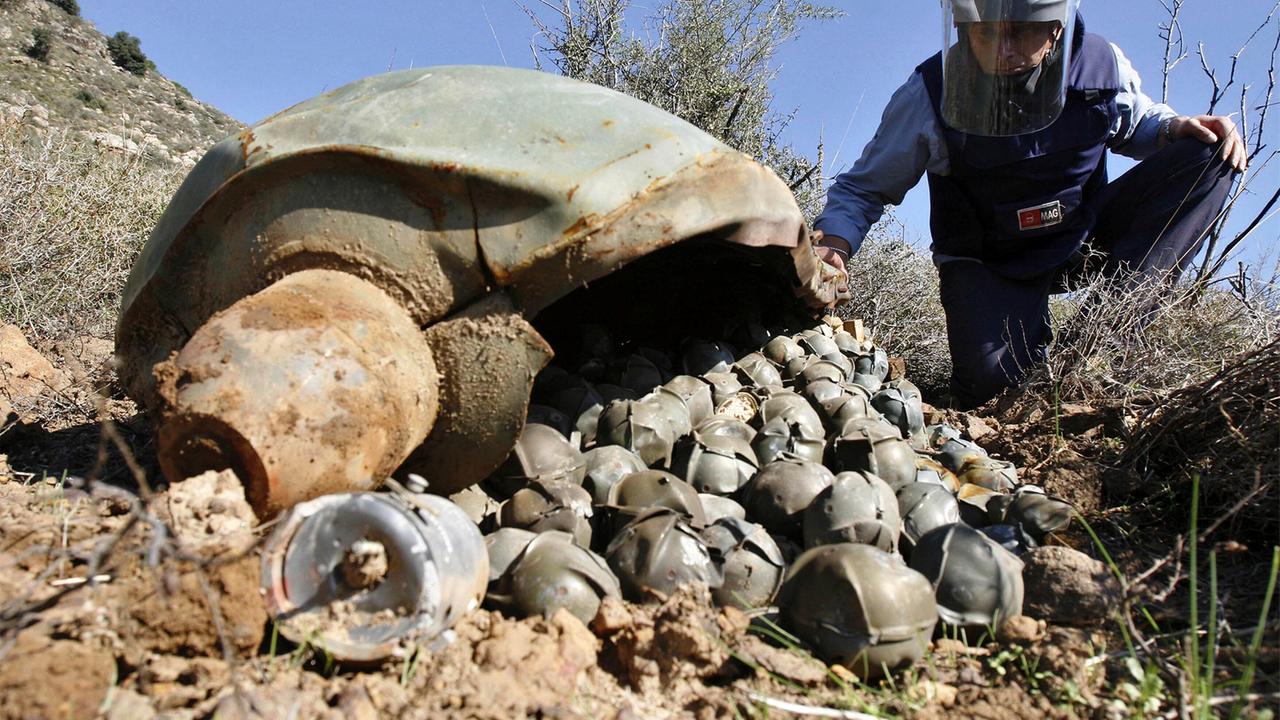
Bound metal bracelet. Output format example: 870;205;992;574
819;243;850;260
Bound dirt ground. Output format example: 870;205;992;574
0;337;1276;719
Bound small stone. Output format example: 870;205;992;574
957;665;988;686
335;685;378;720
736;635;828;686
887;356;908;381
591;595;633;635
913;680;958;707
340;539;389;589
997;615;1044;644
1022;546;1120;626
550;607;599;666
716;606;750;635
964;415;996;441
829;664;858;684
156;469;256;555
0;324;69;422
934;638;967;656
104;689;156;720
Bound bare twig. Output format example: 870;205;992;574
1196;2;1280;114
1158;0;1188;103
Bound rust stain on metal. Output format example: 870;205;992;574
238;128;255;165
561;213;602;240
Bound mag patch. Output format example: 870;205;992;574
1016;200;1064;231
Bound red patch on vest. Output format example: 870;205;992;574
1017;200;1064;231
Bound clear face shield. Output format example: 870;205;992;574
941;0;1079;136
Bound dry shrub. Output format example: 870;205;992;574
1032;266;1278;403
837;228;951;396
0;121;180;342
1017;265;1278;537
1122;337;1278;540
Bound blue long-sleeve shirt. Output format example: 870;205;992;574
814;43;1178;256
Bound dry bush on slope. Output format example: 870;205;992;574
1031;267;1279;404
0;121;180;342
836;229;951;397
1123;336;1278;540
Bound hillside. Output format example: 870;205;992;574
0;0;240;166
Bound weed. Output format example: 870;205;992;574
1231;546;1279;719
74;88;107;111
267;621;280;658
399;644;423;687
1111;656;1169;717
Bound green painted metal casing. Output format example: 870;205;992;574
116;66;838;509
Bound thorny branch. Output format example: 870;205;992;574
0;398;266;701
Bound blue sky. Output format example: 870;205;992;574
80;0;1278;270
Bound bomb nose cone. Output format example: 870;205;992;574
155;269;440;516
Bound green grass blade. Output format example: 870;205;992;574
1188;474;1201;696
1231;546;1280;720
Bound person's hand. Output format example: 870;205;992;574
812;230;852;306
1169;114;1248;172
813;230;851;275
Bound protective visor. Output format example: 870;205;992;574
941;0;1079;136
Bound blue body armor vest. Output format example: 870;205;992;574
918;32;1122;278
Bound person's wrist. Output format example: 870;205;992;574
816;234;853;259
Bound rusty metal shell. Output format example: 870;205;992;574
489;423;587;499
733;352;784;390
581;445;647;506
680;340;736;376
117;66;841;508
762;336;804;367
605;507;723;602
693;414;758;445
155;270;440;516
498;480;595;548
607;470;706;527
669;432;759;496
662;375;716;426
509;531;621;624
702;517;786;610
957;457;1020;492
908;523;1025;632
596;397;679;468
777;544;937;679
741;454;835;537
803;470;902;552
827;420;919;491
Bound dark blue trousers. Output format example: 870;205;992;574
939;138;1236;409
